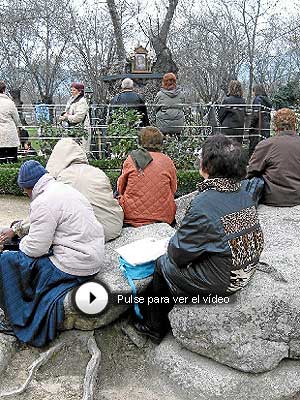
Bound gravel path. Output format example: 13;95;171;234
0;195;29;226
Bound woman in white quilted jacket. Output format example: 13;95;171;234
0;81;20;163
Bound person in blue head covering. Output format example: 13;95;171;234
0;160;104;347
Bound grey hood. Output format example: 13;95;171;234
160;87;183;98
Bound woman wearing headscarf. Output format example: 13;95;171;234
154;73;185;136
0;81;20;163
219;80;246;144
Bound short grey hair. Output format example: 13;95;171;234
121;78;134;90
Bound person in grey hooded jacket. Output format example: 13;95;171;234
154;73;185;136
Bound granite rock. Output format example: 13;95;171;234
63;223;175;330
169;205;300;373
0;333;17;374
153;336;300;400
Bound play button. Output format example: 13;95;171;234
73;280;109;316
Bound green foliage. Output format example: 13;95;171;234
272;80;300;110
107;108;141;159
36;123;88;156
176;170;202;197
90;158;122;170
0;166;200;198
163;135;204;170
0;167;22;195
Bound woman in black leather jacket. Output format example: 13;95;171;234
135;134;264;343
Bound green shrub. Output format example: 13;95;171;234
0;167;22;195
107;108;141;159
0;166;200;198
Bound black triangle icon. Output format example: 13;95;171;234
90;292;96;304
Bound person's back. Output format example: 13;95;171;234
46;138;124;242
0;82;20;158
110;78;149;126
20;173;104;276
247;108;300;207
117;127;177;227
155;73;185;135
219;80;246;143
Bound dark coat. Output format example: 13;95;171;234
110;90;149;126
248;95;272;155
247;131;300;206
249;95;272;137
218;96;246;142
157;178;264;297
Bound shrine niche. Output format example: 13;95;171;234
130;46;152;73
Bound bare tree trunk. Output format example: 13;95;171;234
106;0;126;68
151;0;179;73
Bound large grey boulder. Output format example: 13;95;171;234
153;336;300;400
169;205;300;373
63;223;175;330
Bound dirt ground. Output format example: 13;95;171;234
0;195;29;226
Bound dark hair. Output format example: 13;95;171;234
228;80;243;97
0;81;6;94
253;84;267;96
139;126;164;151
201;134;247;179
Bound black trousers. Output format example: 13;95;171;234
0;147;18;163
140;262;174;335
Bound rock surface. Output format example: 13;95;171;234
0;333;17;374
169;205;300;373
153;336;300;400
63;223;175;330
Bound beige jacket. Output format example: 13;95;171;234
46;138;123;241
65;95;89;127
0;94;20;147
19;174;104;276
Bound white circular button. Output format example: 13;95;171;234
73;281;109;316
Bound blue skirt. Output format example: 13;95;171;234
0;251;90;347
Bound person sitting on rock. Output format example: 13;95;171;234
247;108;300;207
0;160;104;347
1;138;124;244
117;126;177;227
46;138;124;242
134;134;264;343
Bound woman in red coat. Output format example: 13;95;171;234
117;127;177;227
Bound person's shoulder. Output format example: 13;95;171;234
153;152;175;163
253;136;276;153
78;96;88;105
0;94;15;107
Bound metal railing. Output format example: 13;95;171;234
6;102;276;162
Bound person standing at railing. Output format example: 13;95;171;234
59;82;90;151
59;82;89;127
109;78;149;126
154;73;185;137
248;84;272;156
0;81;20;163
218;80;246;144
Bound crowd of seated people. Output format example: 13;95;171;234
0;72;299;348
